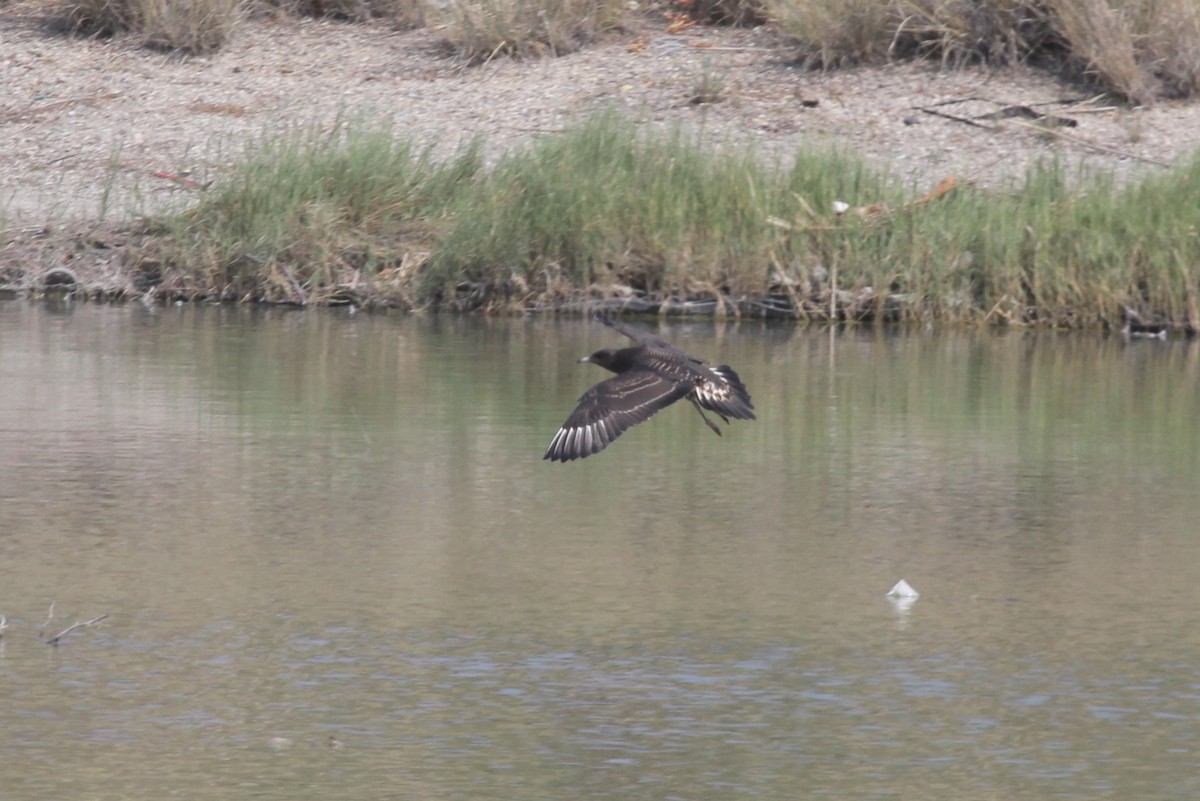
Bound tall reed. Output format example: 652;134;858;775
422;111;896;307
154;118;482;302
150;110;1200;327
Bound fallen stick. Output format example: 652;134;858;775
917;106;999;130
1008;119;1172;167
47;613;110;647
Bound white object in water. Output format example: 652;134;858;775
886;579;920;613
887;579;919;599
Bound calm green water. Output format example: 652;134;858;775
2;303;1199;800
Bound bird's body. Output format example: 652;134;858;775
544;314;755;462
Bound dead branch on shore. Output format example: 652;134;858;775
911;96;1171;169
916;105;998;130
1007;119;1172;167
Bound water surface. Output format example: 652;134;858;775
2;304;1198;800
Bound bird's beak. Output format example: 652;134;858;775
578;355;591;363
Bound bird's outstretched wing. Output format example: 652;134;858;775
594;313;676;350
544;368;695;462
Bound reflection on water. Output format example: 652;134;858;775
1;303;1199;800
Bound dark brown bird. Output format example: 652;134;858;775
544;314;755;462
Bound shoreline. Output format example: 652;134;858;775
3;3;1200;329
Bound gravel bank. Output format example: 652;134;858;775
4;1;1200;300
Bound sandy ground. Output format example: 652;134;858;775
3;1;1200;274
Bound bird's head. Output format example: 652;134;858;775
580;348;614;366
580;348;625;373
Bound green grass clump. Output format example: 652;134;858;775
146;109;1200;328
419;111;1200;324
422;111;894;309
152;118;482;303
806;153;1200;328
1037;153;1200;325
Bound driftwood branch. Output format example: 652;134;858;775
47;613;110;646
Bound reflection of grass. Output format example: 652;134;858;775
144;109;1200;329
748;329;1200;510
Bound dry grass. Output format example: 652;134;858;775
56;0;136;35
890;0;1055;65
57;0;241;53
429;0;627;62
686;57;728;104
679;0;767;26
257;0;426;25
1049;0;1200;100
54;0;425;50
764;0;1200;102
1140;0;1200;97
765;0;895;68
1047;0;1151;103
140;0;241;53
45;0;1200;101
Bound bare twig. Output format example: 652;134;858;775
39;601;55;639
1008;119;1171;167
688;45;782;52
915;97;1170;168
47;613;110;647
917;106;999;130
829;263;838;321
1063;106;1120;115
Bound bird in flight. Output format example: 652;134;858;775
544;314;755;462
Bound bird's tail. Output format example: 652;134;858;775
696;365;756;422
